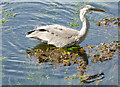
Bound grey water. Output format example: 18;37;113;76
1;1;118;85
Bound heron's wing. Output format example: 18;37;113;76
36;24;79;37
26;24;79;47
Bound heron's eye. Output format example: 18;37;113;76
89;8;94;11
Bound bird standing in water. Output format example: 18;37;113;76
26;5;106;48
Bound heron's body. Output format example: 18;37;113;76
26;5;105;47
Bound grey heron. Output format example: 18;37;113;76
26;5;106;48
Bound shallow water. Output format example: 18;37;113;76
1;1;119;85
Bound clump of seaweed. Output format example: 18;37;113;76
26;44;88;68
62;41;119;83
1;6;18;24
26;41;119;70
86;41;119;63
26;44;88;76
26;41;119;84
26;41;120;84
96;17;120;27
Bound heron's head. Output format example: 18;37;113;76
80;5;106;14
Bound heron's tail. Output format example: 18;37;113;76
26;29;37;38
26;30;35;35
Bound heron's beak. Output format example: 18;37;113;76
93;8;106;12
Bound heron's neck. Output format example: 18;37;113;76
79;11;90;37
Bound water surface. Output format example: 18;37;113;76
1;1;118;85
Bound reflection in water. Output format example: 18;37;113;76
80;72;104;84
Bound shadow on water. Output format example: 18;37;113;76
26;43;113;84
